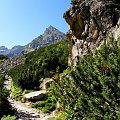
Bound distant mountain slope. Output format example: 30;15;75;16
0;46;23;57
0;46;10;55
0;26;66;57
8;46;24;57
23;26;66;54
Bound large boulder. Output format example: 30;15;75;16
39;78;53;90
24;90;47;101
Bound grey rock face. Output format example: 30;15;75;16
23;26;66;54
0;46;23;57
8;46;24;57
0;55;25;74
64;0;120;65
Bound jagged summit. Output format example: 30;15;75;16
43;25;58;35
23;26;65;54
43;25;65;38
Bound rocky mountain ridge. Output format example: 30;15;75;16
23;26;65;54
0;26;65;57
0;46;24;57
0;55;25;74
0;46;10;55
64;0;120;65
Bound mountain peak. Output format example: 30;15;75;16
44;25;59;35
47;25;57;30
0;26;66;56
23;26;65;54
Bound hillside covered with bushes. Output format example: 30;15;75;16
2;0;120;119
53;36;120;120
8;40;69;99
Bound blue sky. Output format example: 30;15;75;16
0;0;70;49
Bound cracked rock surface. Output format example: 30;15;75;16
64;0;120;65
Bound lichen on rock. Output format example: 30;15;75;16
64;0;120;66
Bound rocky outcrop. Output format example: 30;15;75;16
24;90;48;101
64;0;120;65
0;55;25;74
39;78;53;90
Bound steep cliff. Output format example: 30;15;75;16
64;0;120;65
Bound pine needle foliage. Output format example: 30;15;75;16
53;36;120;120
0;74;14;118
8;40;68;91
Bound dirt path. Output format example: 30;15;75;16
4;77;55;120
8;97;54;120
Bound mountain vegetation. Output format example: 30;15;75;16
1;0;120;119
0;75;15;119
0;74;9;118
53;36;120;120
31;91;56;113
0;55;8;64
8;40;68;100
8;34;120;119
0;55;16;119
